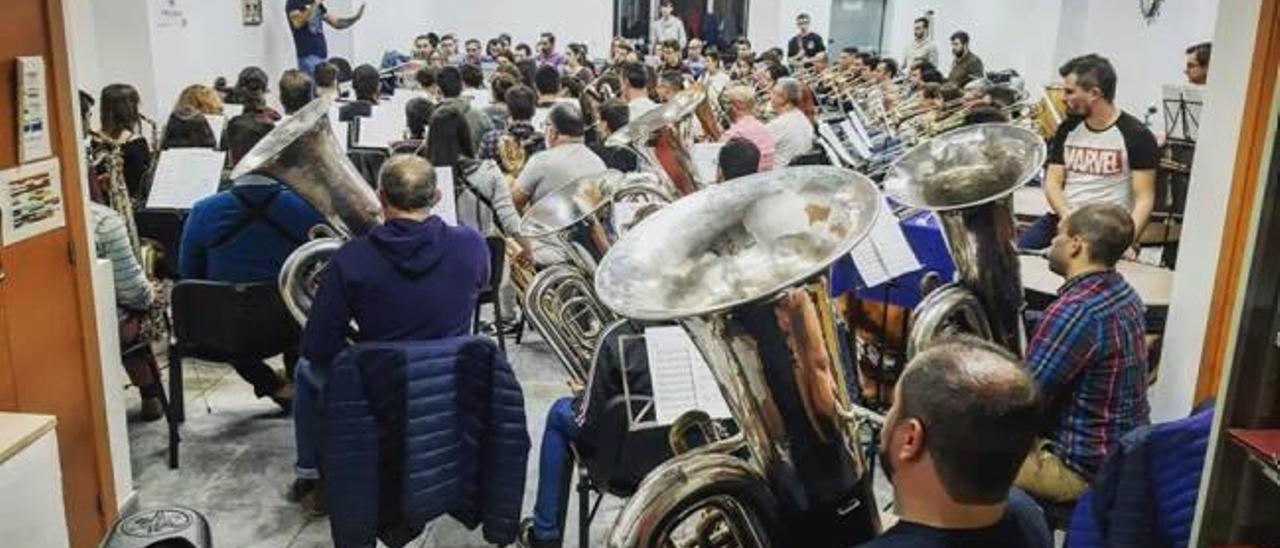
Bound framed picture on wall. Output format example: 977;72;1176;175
243;0;263;26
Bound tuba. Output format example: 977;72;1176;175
229;97;383;323
595;166;884;547
519;170;671;384
606;86;711;197
882;123;1046;358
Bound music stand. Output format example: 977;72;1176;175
1162;84;1203;147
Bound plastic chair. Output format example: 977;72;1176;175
473;236;509;353
168;280;300;468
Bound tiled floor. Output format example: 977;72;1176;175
122;330;893;547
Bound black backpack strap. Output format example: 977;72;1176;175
454;161;508;237
209;187;303;249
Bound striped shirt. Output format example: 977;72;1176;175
90;203;152;311
1026;270;1150;477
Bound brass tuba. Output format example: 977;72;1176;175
229;97;383;323
881;124;1046;358
595;166;884;547
606;86;712;197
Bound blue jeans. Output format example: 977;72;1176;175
298;54;325;78
293;358;325;480
532;397;581;542
1017;213;1061;251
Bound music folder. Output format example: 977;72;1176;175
146;148;226;210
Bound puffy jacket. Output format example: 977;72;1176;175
1067;405;1214;548
322;337;530;547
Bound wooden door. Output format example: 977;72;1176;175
0;1;117;547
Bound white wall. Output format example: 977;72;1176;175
1150;0;1263;422
433;1;612;62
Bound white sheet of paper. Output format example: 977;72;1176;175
849;200;923;287
691;143;723;185
818;123;856;167
355;105;405;149
645;326;731;424
222;103;244;118
433;167;459;225
205;114;226;147
146;148;226;210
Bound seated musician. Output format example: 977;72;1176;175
179;115;324;410
390;97;434;154
655;70;685;103
718;137;761;182
96;84;152;207
314;62;341;102
1018;54;1156;252
720;85;775;171
511;103;607;213
517;321;657;548
657;39;688;75
837;46;860;72
1015;203;1150;504
437;66;494;148
159;106;217;150
859;336;1050;547
764;77;815;167
478;84;546;170
700;51;732;100
589;99;640;172
622;61;658;120
291;154;491;510
277;68;314;116
337;64;380;122
231;66;283;123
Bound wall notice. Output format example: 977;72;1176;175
16;56;52;163
0;159;65;245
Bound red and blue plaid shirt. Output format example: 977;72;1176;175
1026;270;1150;477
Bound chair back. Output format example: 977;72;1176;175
171;280;300;359
483;236;507;296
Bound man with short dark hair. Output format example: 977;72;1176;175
1015;203;1150;504
787;12;826;66
286;0;365;76
533;65;562;105
415;67;439;100
412;33;434;61
859;336;1051;548
478;84;546;169
655;70;685;102
623;61;657;120
838;46;860;72
946;31;984;87
512;103;606;212
460;63;485;94
292;154;491;506
589;98;638;172
1019;54;1157;252
464;38;489;66
535;32;566;69
1185;42;1211;85
338;64;380;121
437;66;494;148
180;114;324;411
278;69;314;115
903;14;937;69
718;137;760;182
313;62;340;101
391;97;434;153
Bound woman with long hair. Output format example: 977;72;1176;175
97;83;153;204
420;107;521;238
565;43;595;84
229;66;281;122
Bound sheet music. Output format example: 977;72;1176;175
849;199;923;287
355;105;405;149
817;123;856;167
432;166;459;225
146;148;226;210
222;103;244;118
205;114;225;147
645;326;731;424
691;143;723;184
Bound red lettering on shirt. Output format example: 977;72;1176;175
1063;146;1124;176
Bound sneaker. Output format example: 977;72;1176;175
517;517;561;548
270;382;294;414
139;397;165;422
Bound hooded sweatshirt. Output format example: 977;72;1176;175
303;216;490;367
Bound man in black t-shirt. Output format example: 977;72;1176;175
858;336;1052;548
285;0;367;77
787;13;826;67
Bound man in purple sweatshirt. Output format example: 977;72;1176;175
289;154;491;509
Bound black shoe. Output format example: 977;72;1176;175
287;478;327;515
139;396;165;422
517;517;561;548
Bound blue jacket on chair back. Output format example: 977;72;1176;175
321;336;529;548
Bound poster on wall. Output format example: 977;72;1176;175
243;0;263;26
16;56;53;164
0;159;65;245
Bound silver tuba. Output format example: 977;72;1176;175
881;123;1046;358
519;170;671;384
595;166;884;547
606;86;711;197
229;97;383;323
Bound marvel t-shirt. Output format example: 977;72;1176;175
286;0;328;59
1048;111;1157;212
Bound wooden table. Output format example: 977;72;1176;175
1019;255;1174;307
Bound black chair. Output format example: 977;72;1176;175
135;209;188;279
347;148;389;188
168;280;301;468
473;236;509;354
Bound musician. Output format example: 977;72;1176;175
860;337;1050;548
511;103;607;212
721;85;775;171
1015;203;1150;504
97;84;151;206
338;64;380;122
482;73;520;131
439;34;461;65
650;1;688;49
230;66;283;123
700;51;732;99
566;43;596;84
285;0;365;76
684;38;707;78
902;15;938;69
946;31;985;87
478;85;546;169
515;43;533;63
160;108;216;150
292;154;491;508
180;115;324;410
764;78;815;168
314;62;341;101
536;32;567;69
278;69;314;116
390;97;434;154
1018;54;1157;252
589;99;640;172
874;58;899;84
533;65;567;112
423;108;522;241
658;39;690;75
1186;42;1211;85
460;63;487;100
837;47;859;72
175;84;224;116
415;67;441;101
787;13;826;67
412;33;435;61
718;137;761;182
436;66;494;149
623;61;658;120
464;38;490;66
655;70;685;103
734;37;754;63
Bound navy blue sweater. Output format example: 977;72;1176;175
303;216;490;367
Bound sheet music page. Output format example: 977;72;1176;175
818;123;856;166
432;167;459;225
849;200;923;287
691;143;723;184
222;103;244;118
645;326;731;424
146;148;226;210
205;114;226;147
355;106;405;149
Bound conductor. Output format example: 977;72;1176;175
287;0;366;77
